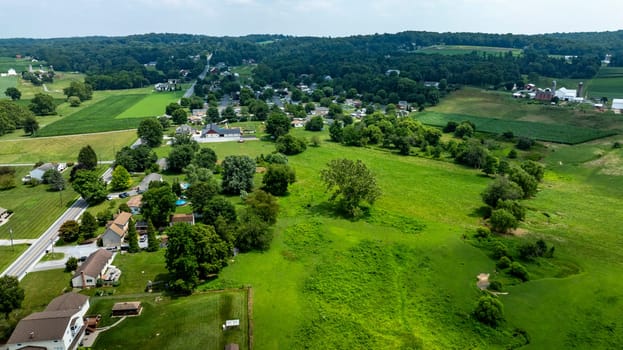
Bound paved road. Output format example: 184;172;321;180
0;198;88;280
183;53;211;98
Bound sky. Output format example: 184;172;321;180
1;0;622;39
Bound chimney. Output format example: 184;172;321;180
577;82;584;98
81;271;87;288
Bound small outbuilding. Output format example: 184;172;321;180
112;302;143;317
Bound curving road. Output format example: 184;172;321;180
0;198;88;280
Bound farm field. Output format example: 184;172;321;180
416;45;522;56
416;111;615;144
428;87;623;133
585;67;623;100
0;130;137;163
91;291;249;350
116;91;184;118
0;76;17;92
0;57;41;73
0;167;80;240
38;90;181;136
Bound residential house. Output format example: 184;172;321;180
127;195;142;215
138;173;163;193
175;124;194;136
101;212;132;247
25;163;67;182
111;302;143;317
311;107;329;116
170;213;195;226
201;123;241;138
5;293;89;350
71;249;114;288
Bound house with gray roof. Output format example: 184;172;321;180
201;123;241;138
5;293;89;350
101;212;132;248
71;249;114;288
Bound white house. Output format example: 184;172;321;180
611;98;623;112
71;249;114;288
101;212;132;247
6;293;89;350
25;163;67;182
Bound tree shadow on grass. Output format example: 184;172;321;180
306;201;371;222
469;205;491;218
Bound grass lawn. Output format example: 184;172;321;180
116;91;183;119
0;244;28;272
0;167;80;240
40;252;65;261
0;130;137;163
416;111;615;144
91;291;248;350
108;250;169;295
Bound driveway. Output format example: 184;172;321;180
31;242;99;272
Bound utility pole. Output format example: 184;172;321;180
9;227;14;251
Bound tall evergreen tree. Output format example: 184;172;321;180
77;145;98;170
146;219;159;252
127;218;139;253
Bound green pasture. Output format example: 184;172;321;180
417;45;522;56
91;291;248;350
585;67;623;100
0;167;79;240
116;91;183;119
416;111;615;144
38;95;147;136
0;130;137;163
0;76;17;93
429;87;623;133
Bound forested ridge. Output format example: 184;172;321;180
0;30;620;100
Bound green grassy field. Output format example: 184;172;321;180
0;244;28;272
37;95;147;136
0;130;137;163
417;45;522;56
416;111;615;144
585;67;623;100
0;167;79;240
429;87;623;133
0;76;17;93
91;291;248;350
116;91;183;119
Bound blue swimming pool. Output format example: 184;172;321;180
175;199;187;206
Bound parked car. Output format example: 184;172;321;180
139;235;147;243
119;192;129;198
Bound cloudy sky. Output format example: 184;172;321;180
1;0;622;38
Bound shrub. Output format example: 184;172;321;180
488;280;504;292
516;137;535;150
474;227;491;239
276;134;307;155
508;149;518;159
443;121;458;133
65;257;78;272
490;208;519;233
497;199;526;221
509;262;529;281
491;241;509;260
496;256;512;269
473;295;505;327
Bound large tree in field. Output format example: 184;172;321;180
262;164;296;196
4;87;21;101
137;118;164;147
72;170;107;205
63;81;93;101
320;159;381;217
77;145;98;170
23;115;39;136
265;112;291;139
0;276;25;319
221;155;256;195
29;93;56;115
165;223;232;293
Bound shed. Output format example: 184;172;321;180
612;98;623;112
112;302;143;317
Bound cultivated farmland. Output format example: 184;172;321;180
116;91;184;118
0;76;17;93
416;112;615;144
585;67;623;100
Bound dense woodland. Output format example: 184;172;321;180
0;31;620;100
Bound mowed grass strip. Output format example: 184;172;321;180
0;130;137;163
116;91;183;118
416;112;615;144
0;244;29;272
91;291;248;350
38;94;147;136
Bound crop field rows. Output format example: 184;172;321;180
37;91;181;137
416;112;616;144
586;67;623;99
